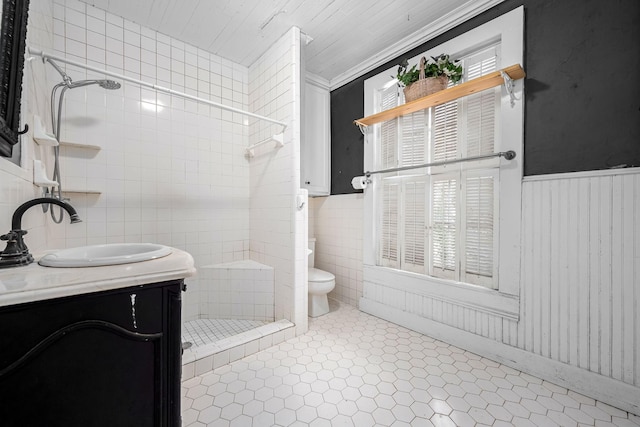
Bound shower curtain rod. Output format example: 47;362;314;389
27;47;288;132
365;151;516;177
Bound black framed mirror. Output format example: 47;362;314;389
0;0;30;158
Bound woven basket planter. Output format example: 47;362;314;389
403;75;449;102
402;57;449;102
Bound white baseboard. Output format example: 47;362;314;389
359;297;640;416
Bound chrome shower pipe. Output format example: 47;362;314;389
42;57;121;223
48;73;121;141
46;57;121;90
46;57;72;86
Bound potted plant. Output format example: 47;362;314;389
396;54;463;102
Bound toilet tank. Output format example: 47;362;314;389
308;237;316;268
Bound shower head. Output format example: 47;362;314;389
45;58;121;90
46;57;123;148
67;79;121;90
98;80;121;90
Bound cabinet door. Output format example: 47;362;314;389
302;81;330;196
0;281;182;427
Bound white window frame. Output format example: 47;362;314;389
362;7;523;318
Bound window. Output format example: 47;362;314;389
363;7;523;301
375;45;501;288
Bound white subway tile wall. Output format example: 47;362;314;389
48;0;252;320
309;194;364;307
248;28;307;336
0;0;53;254
21;0;308;329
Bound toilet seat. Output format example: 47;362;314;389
309;267;334;283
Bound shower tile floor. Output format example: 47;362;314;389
182;301;640;427
182;319;269;348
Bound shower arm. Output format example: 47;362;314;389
46;57;72;85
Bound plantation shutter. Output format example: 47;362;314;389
403;180;426;272
380;181;399;267
378;82;400;268
380;85;399;169
465;48;499;157
372;44;502;289
459;46;500;287
400;109;426;273
431;177;457;279
463;174;496;287
401;111;426;166
432;100;458;162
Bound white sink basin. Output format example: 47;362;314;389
38;243;172;267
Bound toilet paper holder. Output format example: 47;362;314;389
351;175;371;190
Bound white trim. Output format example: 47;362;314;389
306;73;330;90
364;265;519;320
329;0;508;90
523;166;640;182
360;297;640;416
363;7;524;302
0;154;30;181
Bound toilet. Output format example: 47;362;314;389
308;238;336;317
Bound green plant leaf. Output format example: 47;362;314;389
396;54;463;86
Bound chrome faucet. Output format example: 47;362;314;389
0;198;82;268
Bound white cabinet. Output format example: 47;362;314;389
302;79;330;196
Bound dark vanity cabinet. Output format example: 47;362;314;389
0;280;184;427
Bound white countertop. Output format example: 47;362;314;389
0;247;196;308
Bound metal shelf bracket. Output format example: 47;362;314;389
500;71;521;107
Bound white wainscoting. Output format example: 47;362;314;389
520;169;640;386
360;168;640;414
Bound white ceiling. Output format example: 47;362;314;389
77;0;500;87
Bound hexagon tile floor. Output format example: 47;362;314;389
182;300;640;427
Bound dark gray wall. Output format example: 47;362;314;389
330;0;640;195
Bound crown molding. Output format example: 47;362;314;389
305;72;330;90
329;0;506;90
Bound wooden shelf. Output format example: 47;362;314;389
354;64;525;127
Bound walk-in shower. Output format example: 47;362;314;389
180;260;294;378
44;58;121;222
31;48;296;378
